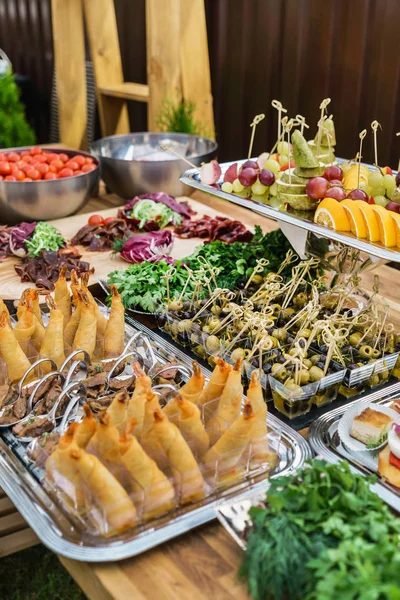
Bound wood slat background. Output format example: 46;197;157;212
0;0;399;165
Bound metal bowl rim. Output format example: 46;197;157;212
0;147;100;184
91;132;218;164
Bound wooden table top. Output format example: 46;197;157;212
54;187;400;600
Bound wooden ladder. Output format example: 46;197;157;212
51;0;215;149
0;486;38;557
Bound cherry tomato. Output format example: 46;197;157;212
72;155;86;167
45;153;59;163
7;152;20;162
65;160;79;171
0;153;6;162
103;217;115;225
44;172;57;180
5;175;16;181
73;170;83;176
16;160;26;169
82;163;96;173
58;153;69;163
37;163;50;175
0;162;11;176
88;214;104;226
58;167;73;178
23;155;33;164
85;156;94;164
14;170;25;181
24;177;33;182
20;151;30;157
26;167;41;181
9;163;19;174
50;159;64;171
30;146;43;155
34;154;48;163
48;164;57;173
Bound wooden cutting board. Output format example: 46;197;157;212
0;196;249;300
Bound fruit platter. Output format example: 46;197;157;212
181;99;400;265
0;270;310;561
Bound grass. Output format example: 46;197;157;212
0;545;86;600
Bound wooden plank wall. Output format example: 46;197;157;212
0;0;399;165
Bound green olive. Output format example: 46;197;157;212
297;328;311;339
208;356;217;368
202;325;210;334
359;345;375;359
286;381;302;392
271;363;287;381
309;366;324;382
271;304;281;315
368;374;380;387
298;369;310;385
310;354;321;365
207;317;221;332
380;369;390;382
194;345;206;358
168;300;183;311
372;348;381;359
349;332;362;346
206;335;221;353
210;305;222;316
303;359;313;369
293;292;307;307
281;307;295;321
272;328;288;342
178;319;192;333
231;348;246;362
250;274;264;285
190;333;199;345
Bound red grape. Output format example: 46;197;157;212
259;169;275;186
396;173;400;187
325;186;346;201
306;177;329;200
329;179;343;186
223;163;238;183
347;189;368;201
323;165;343;181
240;160;259;172
386;201;400;213
239;167;258;187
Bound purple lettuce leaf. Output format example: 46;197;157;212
9;222;37;257
120;229;174;264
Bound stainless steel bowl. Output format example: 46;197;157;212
91;132;218;198
0;148;99;225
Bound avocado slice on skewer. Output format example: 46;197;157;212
291;130;319;169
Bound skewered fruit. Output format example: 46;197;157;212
291;130;319;169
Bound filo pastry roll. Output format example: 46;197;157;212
27;291;45;352
202;402;256;482
174;394;209;457
0;311;32;382
246;371;271;466
127;362;151;436
68;446;137;534
14;295;35;356
73;291;97;360
87;411;121;467
104;285;125;359
197;358;232;407
206;358;243;444
54;265;72;329
153;409;205;504
140;391;169;470
106;389;129;435
163;362;205;420
120;420;176;519
40;296;65;371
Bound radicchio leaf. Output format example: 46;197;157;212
9;222;37;257
119;229;174;264
118;192;195;231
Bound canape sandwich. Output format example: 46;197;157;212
350;407;393;446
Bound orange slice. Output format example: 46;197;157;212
341;199;367;238
354;201;380;242
388;211;400;247
370;205;396;247
314;198;351;231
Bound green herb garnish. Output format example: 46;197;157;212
366;430;389;449
26;222;65;257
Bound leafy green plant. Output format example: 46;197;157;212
156;96;211;137
0;68;36;148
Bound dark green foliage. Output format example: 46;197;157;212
156;96;211;137
0;69;36;148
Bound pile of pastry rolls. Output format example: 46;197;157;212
0;269;125;383
45;358;278;536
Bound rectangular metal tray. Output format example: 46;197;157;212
180;159;400;263
308;392;400;511
0;316;312;562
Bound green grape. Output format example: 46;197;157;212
368;171;384;187
277;141;289;155
371;185;386;196
269;182;278;195
264;159;280;175
383;174;396;194
374;195;389;207
252;193;269;204
232;178;244;193
359;182;372;195
387;186;394;200
221;181;233;193
251;179;268;195
269;196;283;208
278;155;289;166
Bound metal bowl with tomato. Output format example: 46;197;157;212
0;146;99;225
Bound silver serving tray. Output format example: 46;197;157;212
180;159;400;264
309;392;400;511
0;316;312;562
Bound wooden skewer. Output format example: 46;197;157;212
371;120;381;168
159;142;197;168
271;100;288;142
248;114;265;159
357;129;367;188
295;114;309;136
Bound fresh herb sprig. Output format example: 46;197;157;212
26;222;65;257
240;460;400;600
366;430;389;450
